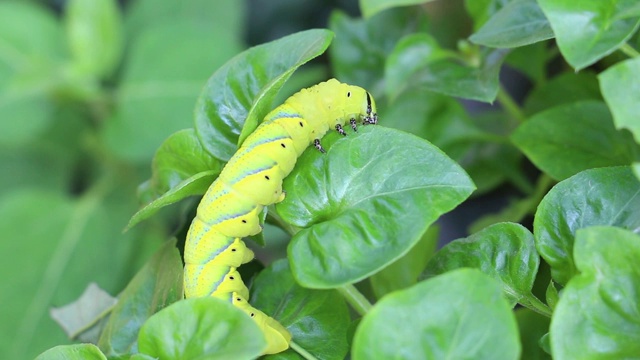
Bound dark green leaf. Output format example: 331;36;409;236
137;298;265;360
252;260;350;360
352;269;521;359
505;42;547;84
103;19;243;162
550;226;640;358
386;33;509;102
64;0;123;78
329;8;429;95
512;101;640;181
515;309;551;360
359;0;435;19
370;226;439;299
278;127;475;288
534;166;640;285
98;240;183;357
599;57;640;144
423;222;540;307
524;72;602;116
538;0;640;70
194;29;333;162
35;344;107;360
470;0;554;48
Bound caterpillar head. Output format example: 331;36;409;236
344;84;378;125
232;292;292;354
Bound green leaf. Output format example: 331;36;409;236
252;260;350;360
64;0;123;78
352;269;521;360
370;226;439;299
0;2;65;146
422;223;540;308
278;127;475;288
127;129;222;229
35;344;107;360
523;72;602;116
103;19;243;162
515;309;551;360
194;29;333;162
599;57;640;144
534;166;640;285
512;100;640;181
137;298;266;360
538;0;640;70
329;8;429;95
470;0;554;48
550;226;640;358
98;240;183;357
385;33;509;102
359;0;435;19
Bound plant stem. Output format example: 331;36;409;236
337;284;373;316
291;340;319;360
520;295;553;318
620;43;640;58
496;85;526;124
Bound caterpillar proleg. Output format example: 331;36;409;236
183;78;378;354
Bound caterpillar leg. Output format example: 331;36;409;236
335;124;347;136
313;139;326;153
350;118;357;132
232;292;291;354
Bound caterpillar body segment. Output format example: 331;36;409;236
184;78;378;355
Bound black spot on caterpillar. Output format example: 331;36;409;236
183;78;378;354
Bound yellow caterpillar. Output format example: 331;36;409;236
183;78;378;354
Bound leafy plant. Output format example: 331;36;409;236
5;0;640;359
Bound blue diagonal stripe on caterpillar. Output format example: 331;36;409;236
183;78;378;355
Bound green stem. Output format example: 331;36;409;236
337;284;373;316
290;340;319;360
496;85;526;124
620;43;640;58
520;295;553;318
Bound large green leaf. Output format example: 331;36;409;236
511;100;640;181
252;260;350;360
98;240;183;357
329;8;429;96
464;0;511;30
385;33;509;102
352;269;520;359
137;298;265;360
534;166;640;285
470;0;554;48
194;29;334;162
550;226;640;358
538;0;640;70
599;57;640;144
278;127;475;288
422;222;541;309
64;0;123;78
35;344;107;360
